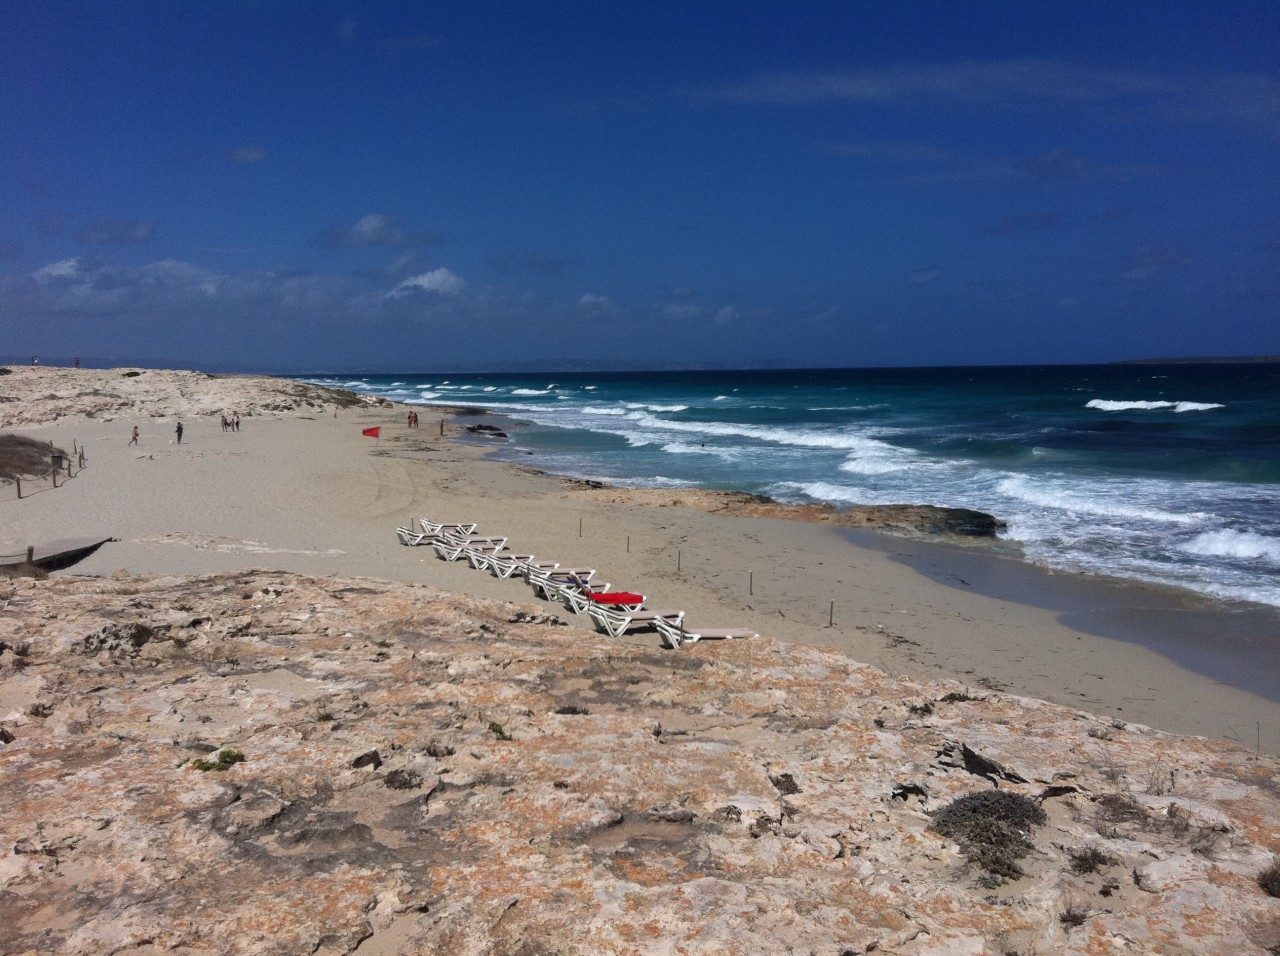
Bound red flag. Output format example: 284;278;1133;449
362;426;381;438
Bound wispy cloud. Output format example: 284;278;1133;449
579;293;614;313
317;213;439;249
388;267;465;297
1117;245;1188;281
228;146;268;164
77;218;156;245
827;141;1162;186
702;61;1177;106
701;60;1280;135
490;254;571;276
985;212;1061;235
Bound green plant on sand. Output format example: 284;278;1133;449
488;721;512;741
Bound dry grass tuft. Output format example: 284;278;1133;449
0;434;69;481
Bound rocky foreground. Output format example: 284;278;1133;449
2;572;1277;955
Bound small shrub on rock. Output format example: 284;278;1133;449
1059;903;1090;927
1260;860;1280;898
930;790;1047;883
1068;846;1113;874
384;769;423;790
191;749;245;772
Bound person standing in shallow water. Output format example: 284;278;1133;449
175;422;183;444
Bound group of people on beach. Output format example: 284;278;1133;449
407;410;420;428
220;414;240;432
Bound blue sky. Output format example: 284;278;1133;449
2;1;1277;372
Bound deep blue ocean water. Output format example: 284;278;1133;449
301;365;1280;609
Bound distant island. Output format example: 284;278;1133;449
1115;355;1280;365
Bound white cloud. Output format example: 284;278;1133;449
320;213;437;249
579;292;613;311
661;303;702;320
714;305;738;326
389;268;465;297
35;258;99;281
228;146;268;164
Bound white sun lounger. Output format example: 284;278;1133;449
491;554;549;579
469;549;533;572
396;527;433;546
527;566;597;596
587;606;684;639
653;617;759;649
419;519;479;536
419;519;480;538
433;535;508;561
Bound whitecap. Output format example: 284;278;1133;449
1183;529;1280;565
996;475;1200;524
1086;399;1223;413
512;388;553;396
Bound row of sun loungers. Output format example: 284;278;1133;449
396;518;759;648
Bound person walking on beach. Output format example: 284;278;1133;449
129;426;139;446
175;422;184;444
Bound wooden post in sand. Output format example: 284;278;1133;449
829;600;835;627
578;517;583;538
14;477;20;499
677;550;682;572
749;570;753;595
26;546;34;564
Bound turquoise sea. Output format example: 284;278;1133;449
301;364;1280;610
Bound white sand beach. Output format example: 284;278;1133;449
5;366;1278;753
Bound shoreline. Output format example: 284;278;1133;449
478;404;1280;705
3;368;1279;754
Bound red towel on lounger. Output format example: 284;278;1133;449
587;591;645;606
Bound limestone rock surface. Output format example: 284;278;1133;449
2;571;1278;955
0;366;384;427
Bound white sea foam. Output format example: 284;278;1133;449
483;386;497;392
620;410;906;453
582;406;629;416
1086;399;1224;413
996;475;1200;525
611;475;699;489
512;388;553;396
1183;529;1280;565
624;402;690;412
1173;402;1224;412
660;442;742;460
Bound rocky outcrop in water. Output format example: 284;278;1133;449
3;571;1277;954
569;485;1008;539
